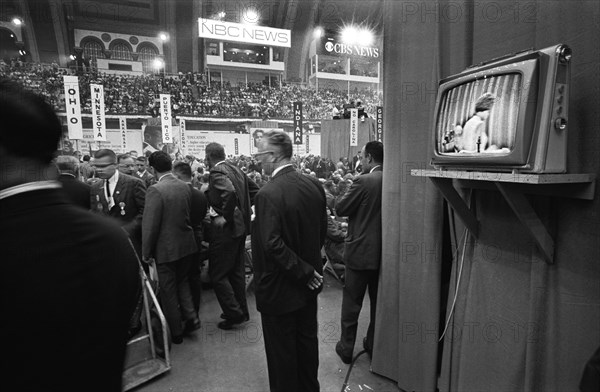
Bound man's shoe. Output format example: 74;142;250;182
172;335;183;344
335;341;352;364
220;313;250;322
184;318;201;334
217;314;247;330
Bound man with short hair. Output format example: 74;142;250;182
335;141;383;364
56;155;91;209
252;130;327;392
142;151;199;343
91;148;146;256
135;156;155;188
0;79;139;391
173;160;208;315
117;153;137;176
205;142;259;330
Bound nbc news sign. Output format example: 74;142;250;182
198;18;291;48
319;37;380;58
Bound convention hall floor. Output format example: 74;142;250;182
132;272;399;392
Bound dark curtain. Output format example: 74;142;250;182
321;118;376;160
375;1;600;391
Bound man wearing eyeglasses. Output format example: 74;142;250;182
117;153;137;176
91;149;146;257
251;130;327;392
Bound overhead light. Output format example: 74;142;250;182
218;11;226;19
12;17;23;26
158;32;168;42
313;27;323;39
153;58;164;69
70;54;76;61
243;8;259;24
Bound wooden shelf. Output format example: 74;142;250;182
411;169;597;264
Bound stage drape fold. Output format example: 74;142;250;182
374;1;600;391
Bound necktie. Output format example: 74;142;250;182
106;179;115;210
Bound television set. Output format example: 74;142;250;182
430;44;572;173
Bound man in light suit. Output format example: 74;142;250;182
90;148;146;256
205;142;259;330
142;151;199;343
252;130;327;392
0;79;139;391
335;141;383;364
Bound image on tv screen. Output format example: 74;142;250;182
437;73;522;155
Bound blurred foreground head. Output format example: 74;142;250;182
0;79;62;189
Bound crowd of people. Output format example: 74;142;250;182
0;59;382;120
2;72;384;391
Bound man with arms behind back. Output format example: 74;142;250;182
0;80;139;391
252;130;327;392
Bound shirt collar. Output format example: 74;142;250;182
109;169;119;184
370;165;381;173
215;160;226;167
272;164;293;177
158;172;174;182
0;181;62;201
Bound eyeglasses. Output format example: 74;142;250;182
252;150;275;159
93;162;116;168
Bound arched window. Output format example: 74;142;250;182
110;40;133;61
137;43;159;73
81;37;105;60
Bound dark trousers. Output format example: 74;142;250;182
261;299;320;392
208;232;248;319
189;251;202;314
156;254;196;337
339;267;379;357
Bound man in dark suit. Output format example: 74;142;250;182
142;151;199;343
205;142;259;330
135;155;155;188
56;155;91;209
90;148;146;256
173;161;208;315
334;141;383;364
0;79;139;391
252;130;327;392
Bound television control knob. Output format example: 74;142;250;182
554;118;567;130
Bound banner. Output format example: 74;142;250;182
119;117;127;151
160;94;172;144
350;108;358;146
63;75;83;140
293;102;303;145
249;128;282;155
185;130;252;158
376;106;383;142
90;84;106;141
198;18;291;48
180;119;187;155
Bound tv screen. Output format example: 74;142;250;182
431;44;571;173
437;73;523;155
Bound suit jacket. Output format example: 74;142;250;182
142;174;197;263
189;183;208;246
135;170;155;189
205;161;259;238
58;173;91;209
1;188;139;391
90;172;146;241
335;166;382;270
252;166;328;315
